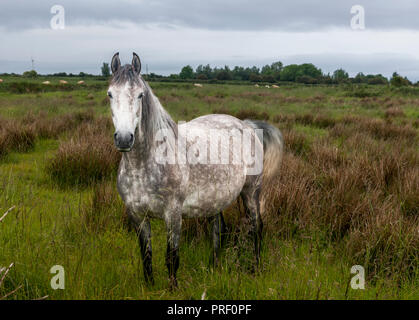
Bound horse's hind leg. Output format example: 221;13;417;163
241;188;263;268
164;212;182;290
136;218;153;284
211;212;226;267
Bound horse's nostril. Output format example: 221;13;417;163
114;131;134;150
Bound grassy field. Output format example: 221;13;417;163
0;78;418;299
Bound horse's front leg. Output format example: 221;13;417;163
164;211;182;289
136;217;153;284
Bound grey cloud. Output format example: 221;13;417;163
1;0;419;31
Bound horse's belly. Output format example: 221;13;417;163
181;166;246;218
118;172;166;219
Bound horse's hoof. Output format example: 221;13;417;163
145;276;154;286
168;277;178;291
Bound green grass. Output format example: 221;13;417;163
0;81;418;299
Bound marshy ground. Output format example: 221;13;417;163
0;79;418;299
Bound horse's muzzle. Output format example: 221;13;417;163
114;131;134;152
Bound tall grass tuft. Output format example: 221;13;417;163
46;119;120;187
0;118;36;157
80;180;126;233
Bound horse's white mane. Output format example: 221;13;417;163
141;78;177;153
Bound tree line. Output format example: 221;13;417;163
5;60;413;87
92;62;416;87
162;62;412;86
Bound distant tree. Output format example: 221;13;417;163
262;61;283;81
195;64;213;79
299;63;322;79
270;61;283;73
202;64;213;79
353;72;366;83
52;72;67;77
280;64;322;82
261;65;272;75
250;66;260;74
262;74;275;83
367;74;388;85
101;63;110;77
215;66;232;81
390;72;410;87
180;65;194;79
196;73;208;80
279;64;299;81
333;68;349;82
321;74;334;84
22;70;38;78
249;73;262;82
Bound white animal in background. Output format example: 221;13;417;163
77;80;85;84
0;79;3;83
254;84;259;87
59;80;68;84
265;85;270;88
272;85;279;88
42;81;51;85
194;83;203;88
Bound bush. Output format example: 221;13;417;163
22;70;38;78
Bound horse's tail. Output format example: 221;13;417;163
244;120;284;183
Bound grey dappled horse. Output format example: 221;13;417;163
108;52;283;288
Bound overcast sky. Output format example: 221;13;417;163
1;0;419;80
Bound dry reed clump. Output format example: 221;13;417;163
46;118;120;187
0;118;36;157
281;128;311;156
211;106;235;116
80;180;126;233
0;110;97;159
346;207;419;279
384;107;405;118
259;121;419;278
330;116;417;142
273;113;336;130
235;109;270;121
29;110;96;139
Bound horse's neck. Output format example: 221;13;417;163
123;87;177;170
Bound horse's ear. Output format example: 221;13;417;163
132;52;141;74
111;52;121;74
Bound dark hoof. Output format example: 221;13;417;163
145;275;154;286
168;277;178;291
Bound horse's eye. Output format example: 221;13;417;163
138;92;144;99
107;91;113;98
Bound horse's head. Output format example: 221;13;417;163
108;52;145;152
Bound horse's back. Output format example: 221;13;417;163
185;114;248;130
